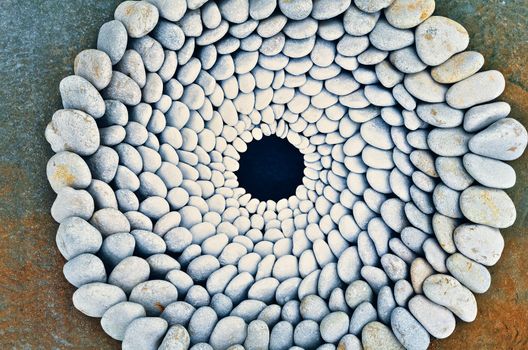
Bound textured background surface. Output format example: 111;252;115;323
0;0;526;348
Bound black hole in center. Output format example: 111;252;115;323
236;135;305;202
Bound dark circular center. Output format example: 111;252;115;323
236;136;305;202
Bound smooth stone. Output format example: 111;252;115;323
311;0;351;20
300;295;330;322
115;1;159;38
51;187;94;223
131;36;165;72
56;217;102;260
219;0;249;24
209;316;247;350
85;177;117;208
116;50;147;88
468;118;528;161
278;0;312;20
423;274;477;322
108;256;150;293
390;307;430;350
416;103;463;128
46;109;100;155
63;253;106;287
428;128;471;156
345;280;373;309
389;47;427;74
293;320;322;349
355;0;393;12
385;0;435;29
460;186;516;229
408;295;455;339
349;302;377;335
100;233;135;267
344;5;380;36
87;146;119;183
146;0;186;22
409;258;433;294
187;255;220;282
103;71;142;106
129;280;179;315
270;321;294;350
381;254;408;281
453;223;504;266
433;184;463;219
152;20;185;51
436;157;474;191
97;20;128;65
159;325;191;350
74;49;113;90
369;19;414;51
122;317;168;350
361;322;404;350
361;117;394;150
337;247;361;283
463;153;515;189
446;70;506;109
404;71;447;103
73;282;126;317
377;286;396;324
431;51;484;84
447;253;491;293
320;312;349;343
364;85;396;106
464;102;511;132
415;16;469;66
244;320;270;349
101;302;146;341
161;301;195;326
47;151;91;193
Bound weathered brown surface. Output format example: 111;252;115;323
0;0;526;349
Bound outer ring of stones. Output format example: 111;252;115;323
45;0;528;349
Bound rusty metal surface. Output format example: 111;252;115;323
0;0;526;349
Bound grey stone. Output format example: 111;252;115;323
320;311;349;343
460;186;516;228
294;320;322;349
431;51;485;84
159;325;191;350
129;280;179;315
436;157;474;191
312;0;351;20
209;316;247;350
101;301;146;341
244;320;270;349
109;256;150;293
446;70;506;109
453;223;505;266
385;0;435;29
447;253;491;293
103;71;142;106
463;153;515;189
361;322;403;350
463;102;511;132
46;109;100;156
72;282;126;317
51;187;94;223
349;302;377;335
408;295;455;339
404;71;447;103
97;20;128;65
63;253;106;287
416;103;463;128
114;1;159;38
344;5;380;36
47;151;91;193
390;307;430;350
74;49;112;90
369;19;414;51
122;317;168;350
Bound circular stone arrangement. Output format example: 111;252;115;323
45;0;528;349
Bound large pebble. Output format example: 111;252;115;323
146;0;187;22
460;186;516;228
209;316;248;350
463;102;511;132
51;187;94;223
361;322;404;350
415;103;462;128
404;71;447;103
122;317;168;350
47;151;91;193
390;307;430;350
312;0;351;20
369;19;414;51
385;0;435;29
101;301;146;341
415;16;469;66
453;223;504;266
408;295;455;339
74;50;113;90
446;71;506;109
97;20;128;65
73;282;126;317
159;325;191;350
468;118;528;161
463;153;515;189
446;253;491;293
46;109;100;156
115;1;160;38
431;51;485;84
423;274;477;322
129;280;179;315
320;311;349;343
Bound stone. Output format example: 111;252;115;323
344;5;380;36
435;157;474;191
46;109;100;156
145;0;187;22
244;320;270;349
415;16;469;66
320;311;349;343
446;70;506;109
423;274;477;322
278;0;312;20
74;49;113;90
63;253;106;287
47;151;91;193
416;103;463;128
103;71;142;106
219;0;250;24
408;295;455;339
369;19;414;51
468;118;528;161
361;322;404;350
390;307;430;350
129;280;179;315
122;317;168;350
209;316;248;350
345;280;373;309
428;128;471;157
109;256;151;293
312;0;351;20
404;71;447;103
51;187;94;223
453;223;505;266
463;102;511;132
56;217;102;260
463;153;515;189
446;253;491;293
293;320;322;349
159;325;191;350
97;20;128;65
101;302;146;341
72;282;126;317
114;1;159;38
385;0;435;29
460;186;516;229
431;51;485;84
